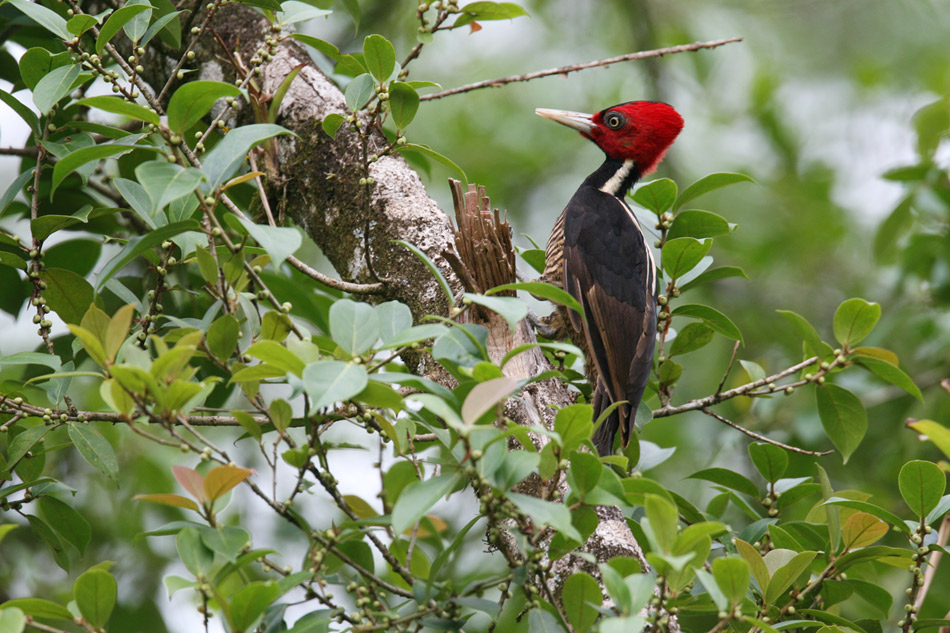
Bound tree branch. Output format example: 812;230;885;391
700;408;832;456
652;356;819;418
420;38;743;101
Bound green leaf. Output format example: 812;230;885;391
899;460;945;518
394;240;454;312
777;309;834;359
167;80;242;135
748;443;789;484
389;82;420;130
391;473;460;534
232;217;301;268
463;293;527;332
672;304;743;342
711;557;750;605
376;301;413;344
567;450;602;497
96;4;151;53
507;492;581;541
201;525;250;561
135;162;204;214
206;315;240;361
432;323;489;369
853;356;922;402
39;496;91;556
51;137;155;195
322;113;345;138
668;209;733;239
554;404;593;454
201;124;293;191
76;95;160;126
0;599;72;621
229;581;280;631
245;339;305;376
177;526;214;576
675;172;754;210
32;63;79;114
488;281;583;316
268;64;304;123
815;384;867;463
908;419;950;462
765;551;815;604
302;360;368;411
631;178;677;215
455;1;528;25
662;237;712;279
73;569;116;629
689;467;759;498
30;205;98;241
644;494;680;553
122;0;152;41
363;34;396;82
329;299;379;356
832;298;880;347
141;8;183;47
562;572;602;633
395;143;467;183
734;539;770;595
5;0;70;38
67;424;119;483
344;73;375;111
678;265;748;292
824;497;910;534
380;324;448;349
668;322;714;357
95;220;200;290
0;90;39;135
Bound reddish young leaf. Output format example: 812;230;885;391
172;465;207;503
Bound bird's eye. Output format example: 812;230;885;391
604;111;625;130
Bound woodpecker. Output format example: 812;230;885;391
535;101;683;456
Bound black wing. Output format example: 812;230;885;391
562;186;656;453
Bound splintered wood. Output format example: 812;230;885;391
447;179;517;297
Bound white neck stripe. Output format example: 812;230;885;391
599;159;635;196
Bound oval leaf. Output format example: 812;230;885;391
329;299;379;356
662;237;713;279
302;360;368;411
815;384;867;463
899;460;945;518
167;80;242;135
363;34;396;82
833;298;880;347
73;569;116;629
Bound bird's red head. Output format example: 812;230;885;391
536;101;684;175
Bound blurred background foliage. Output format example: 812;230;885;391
3;0;950;628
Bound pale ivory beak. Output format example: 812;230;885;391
535;108;596;134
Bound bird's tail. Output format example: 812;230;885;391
591;382;626;456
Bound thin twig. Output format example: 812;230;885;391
420;38;743;101
286;256;386;295
0;146;39;158
700;408;832;456
653;356;819;418
716;340;742;395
